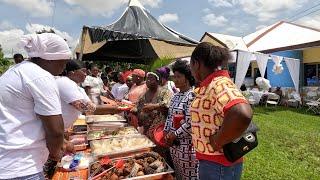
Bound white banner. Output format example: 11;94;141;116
254;53;270;78
235;51;253;88
284;57;300;92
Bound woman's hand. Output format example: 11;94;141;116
165;132;177;146
130;107;138;113
85;101;96;113
142;103;158;112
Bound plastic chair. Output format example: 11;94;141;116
306;98;320;114
287;92;301;108
265;93;280;108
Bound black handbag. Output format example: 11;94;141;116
223;122;259;162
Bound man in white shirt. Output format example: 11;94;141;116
0;33;71;179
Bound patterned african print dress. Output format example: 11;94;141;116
164;88;199;180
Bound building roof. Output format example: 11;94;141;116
244;21;320;53
200;32;249;51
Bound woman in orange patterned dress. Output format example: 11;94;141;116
189;42;253;180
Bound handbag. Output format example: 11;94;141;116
223;121;259;162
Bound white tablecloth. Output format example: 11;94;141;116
248;90;276;103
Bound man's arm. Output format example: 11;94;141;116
39;114;64;161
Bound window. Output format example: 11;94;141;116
304;64;319;86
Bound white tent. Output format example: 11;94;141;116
244;21;320;53
233;50;300;92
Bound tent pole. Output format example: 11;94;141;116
79;27;86;61
234;50;239;83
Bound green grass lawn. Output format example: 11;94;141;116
242;106;320;180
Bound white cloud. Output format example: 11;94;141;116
202;13;228;27
140;0;162;8
238;0;307;21
63;0;162;17
297;15;320;30
158;13;179;24
0;21;15;30
256;25;267;30
0;23;78;57
207;0;307;21
202;8;211;14
225;27;238;33
64;0;127;17
25;23;78;49
208;0;237;7
0;29;25;57
0;0;53;17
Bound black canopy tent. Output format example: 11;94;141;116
76;0;198;64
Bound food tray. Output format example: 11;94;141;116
89;162;173;180
72;125;88;134
125;168;174;180
90;135;156;158
89;152;174;180
69;134;88;151
87;127;139;141
88;122;127;131
86;115;126;123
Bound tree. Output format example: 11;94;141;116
0;44;13;75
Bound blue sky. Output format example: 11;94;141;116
1;0;320;56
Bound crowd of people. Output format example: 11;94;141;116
0;33;252;180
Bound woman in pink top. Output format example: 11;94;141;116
127;69;147;127
127;69;147;103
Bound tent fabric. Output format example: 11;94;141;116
77;0;198;64
235;51;253;88
88;4;197;45
254;53;269;78
75;29;106;54
80;39;158;63
284;58;300;92
148;39;196;59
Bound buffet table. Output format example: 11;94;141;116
52;115;174;180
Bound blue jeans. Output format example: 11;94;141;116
1;172;45;180
199;160;243;180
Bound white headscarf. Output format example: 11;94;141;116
147;72;160;81
18;33;72;60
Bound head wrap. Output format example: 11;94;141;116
18;33;72;60
147;72;160;81
122;71;133;81
156;66;170;80
132;69;146;78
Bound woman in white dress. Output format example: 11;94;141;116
82;65;104;104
